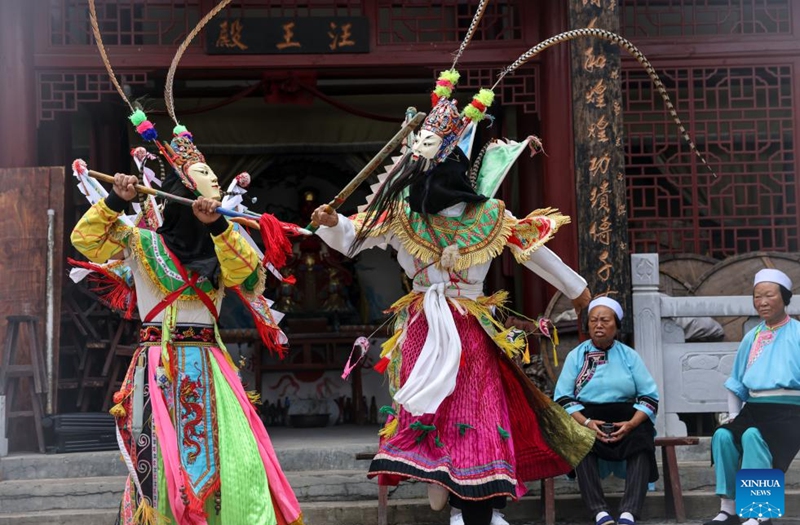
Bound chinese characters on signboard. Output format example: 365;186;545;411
207;17;370;55
570;0;632;331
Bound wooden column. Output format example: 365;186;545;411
569;1;632;333
0;0;37;168
519;1;577;318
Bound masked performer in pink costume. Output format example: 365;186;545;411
312;72;595;525
69;2;303;524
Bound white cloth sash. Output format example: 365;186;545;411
393;283;465;416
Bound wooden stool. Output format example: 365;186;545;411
0;315;48;453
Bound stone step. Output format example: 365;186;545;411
0;436;719;481
4;465;800;515
0;443;378;480
0;476;124;514
2;491;798;525
3;460;800;513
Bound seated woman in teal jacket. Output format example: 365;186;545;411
705;268;800;525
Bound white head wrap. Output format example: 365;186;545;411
753;269;792;290
588;296;624;320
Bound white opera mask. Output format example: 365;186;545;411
186;162;221;200
411;130;444;164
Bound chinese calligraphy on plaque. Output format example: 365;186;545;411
207;17;369;55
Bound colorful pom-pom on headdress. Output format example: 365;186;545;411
172;124;193;140
128;109;158;142
155;128;206;193
462;88;494;123
431;69;460;107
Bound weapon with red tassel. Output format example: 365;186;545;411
73;159;308;271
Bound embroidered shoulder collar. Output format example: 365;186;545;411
390;199;512;272
128;229;218;301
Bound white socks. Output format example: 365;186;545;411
596;511;612;523
710;498;736;521
721;498;735;515
620;512;635;523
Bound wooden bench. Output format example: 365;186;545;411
655;436;700;522
540;436;700;524
356;436;699;525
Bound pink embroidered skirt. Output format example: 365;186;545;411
369;307;576;501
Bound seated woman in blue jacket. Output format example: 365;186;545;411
554;297;660;525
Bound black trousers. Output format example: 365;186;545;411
450;495;503;525
575;451;650;518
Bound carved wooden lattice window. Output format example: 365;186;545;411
223;0;362;17
47;0;202;47
440;66;537;115
621;0;791;37
376;0;521;45
623;65;797;258
38;72;149;121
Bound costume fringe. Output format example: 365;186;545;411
536;401;595;468
509;208;572;264
67;258;137;319
379;417;399;439
231;286;287;358
381;329;402;357
132;498;171;525
246;390;262;406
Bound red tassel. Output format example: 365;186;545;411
67;258;137;319
431;92;441;107
231;287;287;359
257;213;293;270
373;356;390;374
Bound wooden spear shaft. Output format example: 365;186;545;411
306;110;426;232
86;169;259;220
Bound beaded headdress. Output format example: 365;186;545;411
420;1;495;165
88;0;233;195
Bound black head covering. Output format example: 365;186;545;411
156;172;221;285
408;147;487;214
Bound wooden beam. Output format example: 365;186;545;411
569;1;633;333
34;46;530;70
0;0;37;168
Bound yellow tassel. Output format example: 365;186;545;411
222;349;238;371
492;328;525;359
379;417;399;439
246;390;262;406
109;403;126;418
133;498;170;525
381;329;402;358
522;339;531;365
552;326;559;367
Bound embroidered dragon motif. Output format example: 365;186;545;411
179;374;205;464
